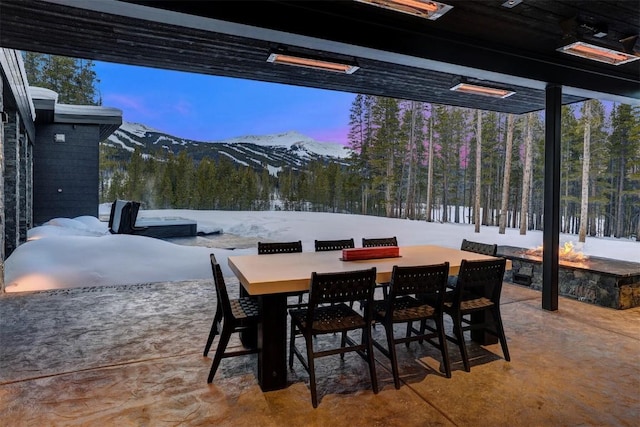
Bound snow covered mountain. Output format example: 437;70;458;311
104;122;351;175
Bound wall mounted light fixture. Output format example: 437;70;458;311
354;0;453;20
557;40;640;65
267;50;359;74
450;79;515;99
501;0;523;8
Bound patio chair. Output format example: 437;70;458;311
362;236;398;248
448;239;499;287
460;238;497;256
370;262;451;388
108;199;147;234
315;238;356;306
204;254;260;383
258;240;304;306
288;267;379;408
441;258;510;372
314;238;355;252
362;236;398;299
257;240;303;255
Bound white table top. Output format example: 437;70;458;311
228;245;511;296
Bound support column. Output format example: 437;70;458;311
3;111;19;258
19;134;28;243
0;77;5;292
543;84;561;311
26;140;33;231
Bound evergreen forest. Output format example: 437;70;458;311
23;52;640;242
101;96;640;242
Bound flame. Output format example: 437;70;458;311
524;242;588;264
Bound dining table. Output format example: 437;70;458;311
228;244;511;392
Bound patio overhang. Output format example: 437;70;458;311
1;1;638;112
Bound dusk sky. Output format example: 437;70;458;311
94;61;356;145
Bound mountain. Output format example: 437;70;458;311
103;122;352;175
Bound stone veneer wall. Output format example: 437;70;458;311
19;133;31;242
504;258;640;310
0;76;4;292
3;110;19;258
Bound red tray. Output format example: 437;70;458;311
341;246;400;261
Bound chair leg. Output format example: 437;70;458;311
436;316;452;378
452;313;470;372
384;322;401;389
304;333;319;408
365;325;379;394
340;331;347;359
289;319;297;368
405;322;413;348
203;304;222;356
418;319;427;344
491;306;511;361
207;325;233;383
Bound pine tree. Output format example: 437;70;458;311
348;94;375;214
474;110;482;233
23;52;100;105
499;114;516;234
520;113;534;235
609;103;640;238
425;114;435;222
398;101;427;219
369;97;401;217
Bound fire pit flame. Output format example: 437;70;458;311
524;242;588;263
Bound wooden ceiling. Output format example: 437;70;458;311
1;0;638;114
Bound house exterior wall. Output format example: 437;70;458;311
33;123;99;224
21;132;32;238
0;76;5;291
3;110;20;257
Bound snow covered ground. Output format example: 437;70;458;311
4;205;638;293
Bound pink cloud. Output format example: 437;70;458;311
102;93;156;118
173;99;192;116
311;125;350;145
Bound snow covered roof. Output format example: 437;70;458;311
30;86;123;140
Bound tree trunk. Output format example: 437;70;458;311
615;156;626;237
499;114;514;234
426;117;434;222
474;110;482;233
361;183;368;215
404;102;417;219
520;113;533;235
578;101;591;242
385;151;394;218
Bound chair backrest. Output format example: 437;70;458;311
460;239;497;256
210;254;233;319
108;200;128;233
388;263;450;309
307;267;377;317
108;199;142;234
362;236;398;247
453;258;506;305
257;240;303;254
315;238;355;252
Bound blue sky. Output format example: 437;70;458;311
94;61;356;145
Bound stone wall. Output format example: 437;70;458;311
0;77;4;292
3;111;19;257
501;249;640;310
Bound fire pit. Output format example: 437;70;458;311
498;245;640;310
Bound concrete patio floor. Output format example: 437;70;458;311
0;277;638;426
